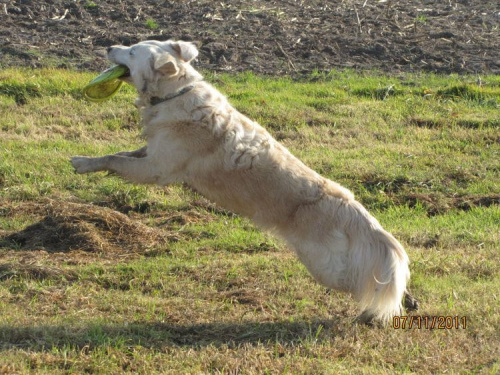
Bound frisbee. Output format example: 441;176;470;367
83;65;129;102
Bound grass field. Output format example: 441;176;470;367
0;68;499;374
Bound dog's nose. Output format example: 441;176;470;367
107;46;113;54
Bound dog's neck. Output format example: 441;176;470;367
149;84;197;106
136;64;203;108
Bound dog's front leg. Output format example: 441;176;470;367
71;154;161;184
114;146;147;158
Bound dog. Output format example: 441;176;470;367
71;40;417;323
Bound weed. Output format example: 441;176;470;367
84;1;97;8
415;14;427;24
145;19;159;30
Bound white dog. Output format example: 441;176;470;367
71;40;416;323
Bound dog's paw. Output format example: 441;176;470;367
71;156;97;174
403;291;419;311
353;311;376;326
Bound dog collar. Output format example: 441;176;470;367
149;84;196;106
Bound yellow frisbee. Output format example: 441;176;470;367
83;65;129;102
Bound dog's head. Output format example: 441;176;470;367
107;40;199;96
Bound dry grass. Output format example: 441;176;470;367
2;199;170;256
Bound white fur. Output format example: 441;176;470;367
71;40;411;323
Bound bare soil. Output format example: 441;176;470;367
1;0;499;75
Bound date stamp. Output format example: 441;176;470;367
393;315;467;329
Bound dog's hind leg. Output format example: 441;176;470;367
71;154;163;184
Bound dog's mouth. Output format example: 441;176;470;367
115;65;131;81
107;55;130;79
121;68;130;76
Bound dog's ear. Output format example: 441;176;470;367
154;54;178;76
170;41;199;63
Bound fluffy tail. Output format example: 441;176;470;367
347;209;410;323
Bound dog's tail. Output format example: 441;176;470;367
347;204;410;323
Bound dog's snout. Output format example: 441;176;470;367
107;46;113;54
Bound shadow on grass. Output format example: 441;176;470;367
0;319;342;350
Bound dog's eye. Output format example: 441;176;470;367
129;49;136;56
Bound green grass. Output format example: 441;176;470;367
0;68;499;374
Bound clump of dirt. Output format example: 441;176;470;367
3;200;169;254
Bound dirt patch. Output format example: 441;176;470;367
1;200;170;254
0;261;77;281
360;174;414;194
222;288;265;307
1;1;499;75
190;198;237;218
400;193;500;216
407;117;447;129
